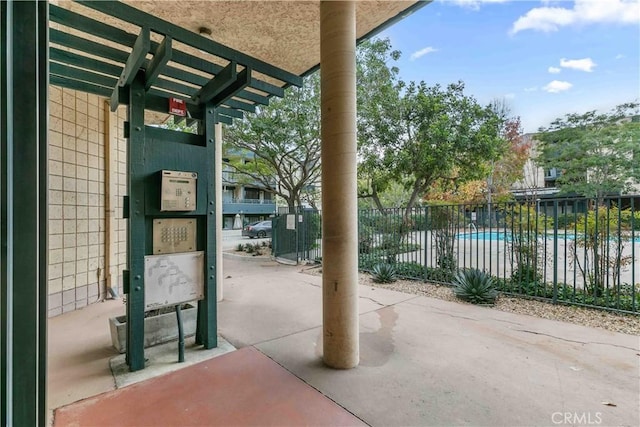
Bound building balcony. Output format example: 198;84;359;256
223;199;276;215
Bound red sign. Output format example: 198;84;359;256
169;97;187;116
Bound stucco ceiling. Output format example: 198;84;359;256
120;0;427;77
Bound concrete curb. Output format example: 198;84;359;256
222;251;274;262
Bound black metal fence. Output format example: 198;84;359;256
272;208;321;264
277;196;640;314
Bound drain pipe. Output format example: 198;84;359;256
104;100;118;299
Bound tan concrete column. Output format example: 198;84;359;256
215;122;224;302
320;0;359;369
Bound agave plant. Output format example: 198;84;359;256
371;263;397;284
453;269;498;305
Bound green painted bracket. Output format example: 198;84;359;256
193;61;237;104
145;36;172;90
119;27;150;87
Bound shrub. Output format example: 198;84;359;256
395;262;424;279
236;244;244;251
453;269;498;305
371;263;397;284
424;267;455;284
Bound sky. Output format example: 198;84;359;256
377;0;640;133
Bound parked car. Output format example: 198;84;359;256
242;220;272;238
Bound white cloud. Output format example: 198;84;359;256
560;57;597;72
445;0;509;11
543;80;573;93
524;86;538;92
410;46;439;61
548;66;561;74
510;0;640;34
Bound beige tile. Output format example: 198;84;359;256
62;275;76;291
49;160;63;176
77;219;88;233
77;152;88;167
50;190;63;204
50;131;63;147
49;234;63;250
76;139;88;154
75;246;89;261
76;232;88;247
76;259;88;273
49;249;63;264
76;166;88;180
62;163;76;178
63;119;75;137
49;205;63;220
63;106;75;122
76;126;88;141
63;148;76;163
63;177;76;192
49;263;62;280
49;220;63;234
49;175;63;191
50;86;62;104
76;180;88;193
48;278;63;295
63;248;76;262
50;146;63;161
63;206;76;219
63;219;77;234
63;191;77;205
63;233;76;248
51;116;63;133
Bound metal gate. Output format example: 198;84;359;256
272;209;321;264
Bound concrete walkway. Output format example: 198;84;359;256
49;257;640;426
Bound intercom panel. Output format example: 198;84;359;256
160;170;197;211
152;218;196;254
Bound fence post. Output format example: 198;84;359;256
552;200;558;304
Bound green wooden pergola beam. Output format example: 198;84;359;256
118;27;150;87
50;62;117;89
194;61;237;104
210;68;252;107
49;3;285;100
80;0;302;87
145;36;172;90
50;48;122;77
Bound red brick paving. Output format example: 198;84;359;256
54;347;365;427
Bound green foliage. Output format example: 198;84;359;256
570;206;633;295
536;102;640;199
505;203;548;284
453;269;498;305
371;263;397;283
428;204;461;271
224;73;321;210
424;267;455;284
236;243;245;251
394;262;424;279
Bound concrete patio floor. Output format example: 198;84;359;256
49;257;640;426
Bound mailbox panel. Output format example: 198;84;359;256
144;251;204;310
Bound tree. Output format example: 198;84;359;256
536;102;640;201
391;81;507;218
223;73;321;211
356;38;403;211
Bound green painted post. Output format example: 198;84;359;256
1;1;48;424
197;104;218;349
126;71;147;371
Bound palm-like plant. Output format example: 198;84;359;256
371;263;397;284
453;269;498;304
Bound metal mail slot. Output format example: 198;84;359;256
144;251;204;310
